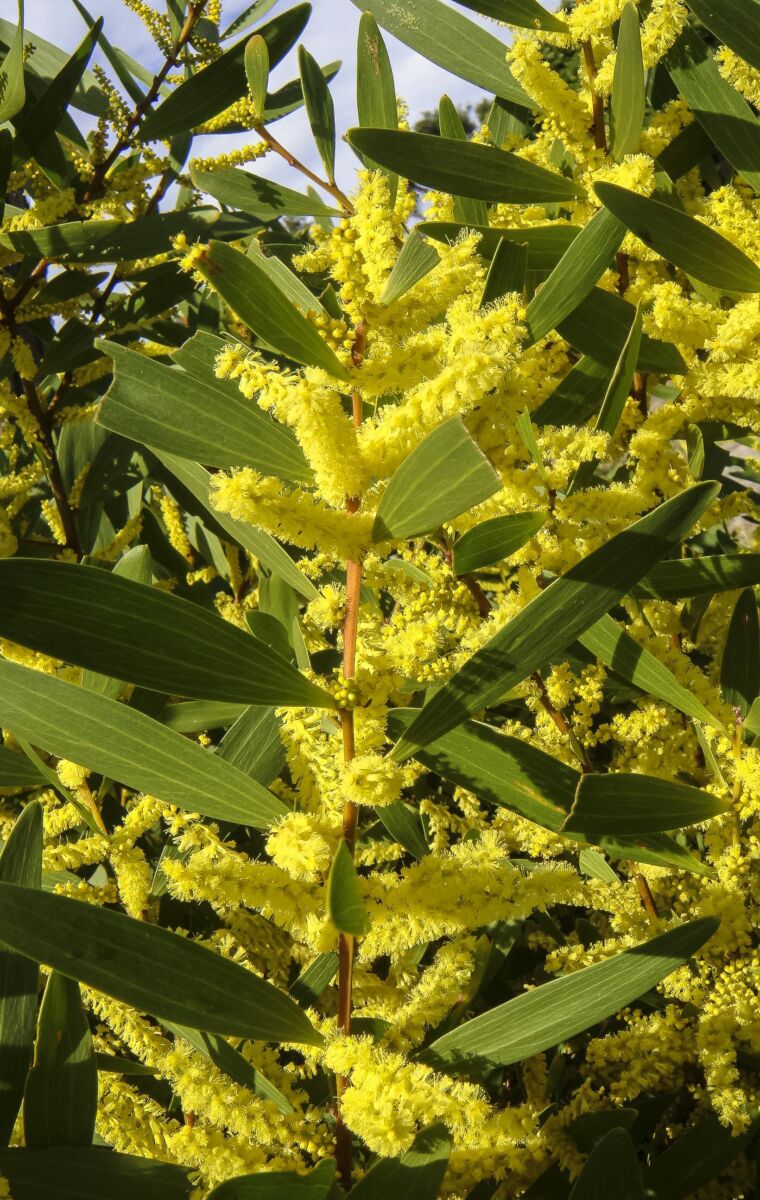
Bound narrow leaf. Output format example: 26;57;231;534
24;974;97;1149
0;1148;193;1199
348;1124;451;1199
218;706;284;786
684;0;760;73
438;95;489;226
643;1114;754;1200
209;1161;336;1199
720;589;760;716
347;129;585;204
0;0;24;122
0;884;322;1045
594;182;760;293
299;43;336;182
632;554;760;599
557;287;686;375
166;1024;293;1114
189;164;339;218
481;238;528;306
423;917;718;1070
244;33;269;121
453;512;546;575
380;231;440;306
356;11;397;193
419;221;580;271
328;841;370;936
455;0;567;30
562;772;729;836
375;801;430;860
373;417;501;542
13;20;100;168
392;482;719;759
610;5;645;161
569;1129;643;1200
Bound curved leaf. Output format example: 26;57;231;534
569;1129;643;1200
209;1162;336;1198
562;772;730;836
610;5;645;161
453;511;546;575
23;973;97;1149
189;163;340;219
327;840;370;936
348;1125;450;1199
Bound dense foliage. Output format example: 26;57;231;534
0;0;758;1195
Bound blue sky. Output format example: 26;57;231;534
20;0;505;195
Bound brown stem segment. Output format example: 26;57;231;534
255;124;354;215
335;323;367;1190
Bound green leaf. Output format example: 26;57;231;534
218;706;284;787
515;410;549;486
0;1148;193;1199
438;95;489;226
244;33;269;121
189;164;339;218
152;451;317;600
455;0;567;30
720;589;760;717
0;659;289;829
391;482;719;759
375;801;430;860
208;1161;336;1199
0;746;46;788
298;44;336;182
423;917;718;1071
0;207;220;263
194;241;349;379
0;883;322;1045
419;221;581;272
81;546;153;700
665;26;760;194
643;1114;755;1200
141;4;311;140
453;511;546;575
23;973;96;1149
372;417;501;542
356;12;397;192
346;130;585;204
97;340;312;484
328;840;370;936
166;1024;293;1114
684;0;760;73
561;772;729;836
594;182;760;293
656;121;714;182
557;287;686;376
13;19;100;170
160;701;246;733
348;0;529;103
632;554;760;599
568;304;642;495
0;17;105;116
289;953;338;1005
525;208;625;343
347;1124;451;1199
0;803;41;1146
0;559;332;710
578;614;723;730
380;231;440;306
610;4;645;161
0;0;24;122
481;238;528;306
569;1129;643;1200
534;356;611;428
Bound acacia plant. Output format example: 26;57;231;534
0;0;758;1195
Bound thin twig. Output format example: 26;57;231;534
255;124;354;215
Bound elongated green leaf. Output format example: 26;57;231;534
515;410;549;486
0;883;321;1045
141;5;311;140
534;356;611;428
81;547;152;700
0;746;46;788
299;43;336;181
348;1124;451;1199
0;0;24;122
419;221;580;271
666;26;760;193
424;917;718;1070
720;589;760;716
643;1114;754;1200
0;560;332;709
289;953;338;1005
0;804;41;1145
245;33;269;120
13;20;99;169
557;287;686;375
97;341;311;483
0;207;220;263
373;417;500;541
0;659;288;828
24;973;96;1149
356;11;397;192
481;238;528;305
453;512;546;575
218;705;284;787
610;5;645;161
657;121;714;181
594;182;760;293
189;164;339;218
569;1129;643;1200
438;96;489;226
167;1024;292;1113
195;241;349;379
526;208;625;344
0;1148;193;1199
568;304;642;495
392;482;719;759
209;1161;336;1199
153;452;317;600
578;614;723;730
633;554;760;599
375;801;430;860
349;0;529;102
685;0;760;72
161;701;245;733
562;773;729;836
328;841;370;936
347;130;584;204
381;231;440;306
455;0;567;30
